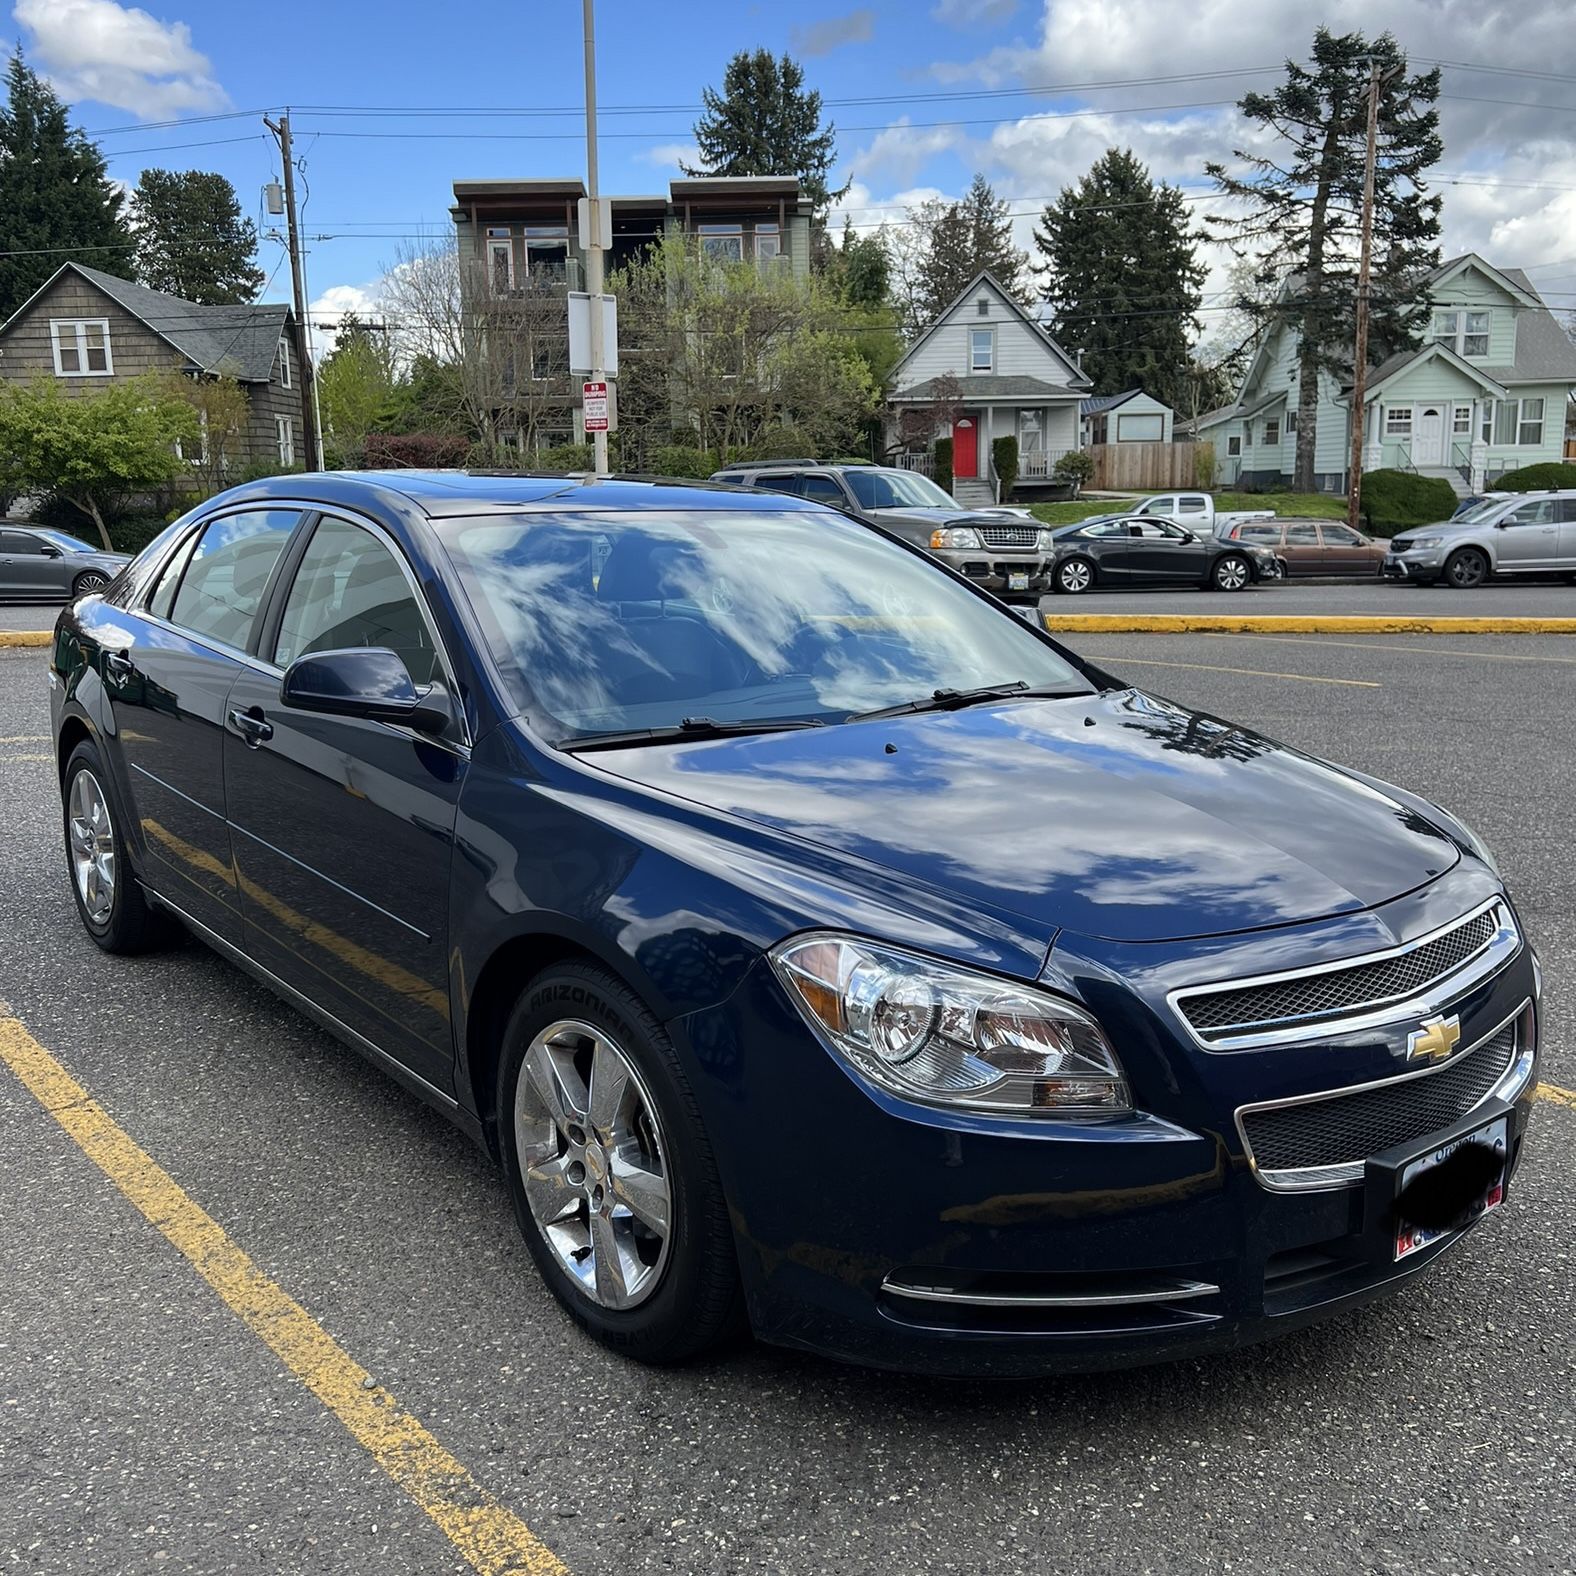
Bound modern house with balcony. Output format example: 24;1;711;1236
1188;254;1576;495
885;270;1090;507
451;175;812;450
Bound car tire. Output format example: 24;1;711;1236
72;570;110;598
496;962;745;1365
1275;556;1290;580
1054;557;1095;595
1211;553;1253;592
1442;548;1490;589
62;740;178;954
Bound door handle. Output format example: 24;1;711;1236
103;650;136;683
228;707;274;747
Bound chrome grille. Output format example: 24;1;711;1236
1176;902;1508;1045
1390;536;1415;552
1239;1021;1517;1189
977;525;1038;548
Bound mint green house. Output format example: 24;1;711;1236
1190;254;1576;495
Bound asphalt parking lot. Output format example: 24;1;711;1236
2;634;1573;1576
1033;579;1576;618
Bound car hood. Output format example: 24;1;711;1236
871;507;1034;528
587;688;1461;943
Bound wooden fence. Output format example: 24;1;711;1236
1089;441;1200;491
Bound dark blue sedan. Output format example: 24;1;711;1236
49;472;1540;1373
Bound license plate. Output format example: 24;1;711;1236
1007;572;1030;591
1393;1114;1507;1261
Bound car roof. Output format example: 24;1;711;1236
714;460;884;474
208;468;831;520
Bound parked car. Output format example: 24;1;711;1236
1221;519;1387;577
1382;491;1576;587
1047;515;1279;592
709;460;1055;600
53;471;1539;1375
0;524;129;601
1129;492;1276;534
1451;492;1511;520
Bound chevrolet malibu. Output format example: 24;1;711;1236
50;472;1539;1374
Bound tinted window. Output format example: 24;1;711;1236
274;516;439;684
168;510;297;651
1176;496;1207;514
798;474;848;506
0;530;48;555
1285;524;1320;545
750;473;803;497
1083;521;1133;538
37;530;98;553
1504;500;1554;526
1236;523;1280;543
1321;525;1362;545
1558;499;1576;524
148;532;200;622
1137;497;1172;515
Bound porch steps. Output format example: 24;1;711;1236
952;479;996;508
1416;466;1471;499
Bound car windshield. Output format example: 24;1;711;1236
36;529;96;553
438;509;1092;739
842;470;959;510
1450;499;1506;524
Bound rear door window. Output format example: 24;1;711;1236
750;473;804;497
1176;495;1208;514
1237;523;1281;543
799;474;850;506
167;510;300;652
1285;524;1320;546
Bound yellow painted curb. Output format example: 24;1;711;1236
1042;614;1576;636
0;630;51;647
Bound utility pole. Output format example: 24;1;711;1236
582;0;608;477
1347;59;1401;533
264;111;323;471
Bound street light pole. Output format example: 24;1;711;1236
582;0;608;478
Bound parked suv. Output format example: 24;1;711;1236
1381;491;1576;587
710;461;1055;599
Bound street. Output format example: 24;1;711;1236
1033;579;1576;618
2;634;1573;1576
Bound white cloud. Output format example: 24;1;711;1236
638;142;699;173
847;116;968;187
790;8;876;57
933;0;1016;25
15;0;227;118
308;282;384;363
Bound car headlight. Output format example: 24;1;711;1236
770;933;1131;1117
930;526;982;550
1410;535;1442;549
1036;529;1057;551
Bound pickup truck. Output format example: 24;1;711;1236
1127;492;1276;534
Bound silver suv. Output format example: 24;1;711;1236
1382;490;1576;588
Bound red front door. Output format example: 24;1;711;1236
952;416;977;479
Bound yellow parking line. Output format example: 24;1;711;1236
0;1014;569;1576
1210;633;1576;667
1110;657;1381;688
0;631;51;647
0;734;48;743
1537;1081;1576;1111
1044;614;1576;635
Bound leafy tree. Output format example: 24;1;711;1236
1208;29;1442;489
317;313;397;462
1035;150;1205;411
130;170;265;305
0;376;193;547
915;175;1029;325
0;49;132;319
684;50;847;211
829;217;891;311
159;371;251;498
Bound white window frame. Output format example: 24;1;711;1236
1226;434;1242;457
1516;396;1544;447
278;335;292;389
1462;311;1490;358
969;327;994;373
276;415;296;466
486;232;514;294
1490;397;1545;447
1452;404;1472;436
50;318;113;377
1432;307;1490;358
1285;410;1297;434
1384;405;1413;438
754;223;781;265
174;409;211;466
1115;412;1164;442
698;225;745;265
1263;418;1280;446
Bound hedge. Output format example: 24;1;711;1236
1358;469;1459;537
1491;461;1576;492
991;435;1019;502
363;432;469;469
933;436;953;497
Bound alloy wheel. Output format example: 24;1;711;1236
1446;550;1488;589
68;768;116;925
513;1018;673;1310
1058;560;1092;594
74;572;109;596
1215;556;1250;591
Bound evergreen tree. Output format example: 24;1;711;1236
1208;29;1442;489
915;175;1028;324
830;217;891;311
131;169;265;304
685;50;846;211
1034;149;1205;411
0;49;132;318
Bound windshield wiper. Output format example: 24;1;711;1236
848;681;1089;722
559;716;827;753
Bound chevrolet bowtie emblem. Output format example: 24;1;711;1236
1407;1014;1462;1065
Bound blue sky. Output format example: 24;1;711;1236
17;0;1576;345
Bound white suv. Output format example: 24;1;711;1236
1382;491;1576;588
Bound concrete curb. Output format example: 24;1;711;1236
0;631;51;648
1042;614;1576;636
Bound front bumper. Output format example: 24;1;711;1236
678;884;1540;1376
930;547;1049;593
1382;550;1444;581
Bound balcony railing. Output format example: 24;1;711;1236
1017;446;1075;480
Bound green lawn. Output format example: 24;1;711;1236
1026;491;1350;525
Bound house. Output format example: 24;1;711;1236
0;261;304;469
1190;254;1576;494
450;175;813;449
885;270;1090;506
1081;388;1174;446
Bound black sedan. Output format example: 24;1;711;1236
0;524;129;601
1048;516;1277;593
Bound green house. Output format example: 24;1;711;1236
1189;254;1576;495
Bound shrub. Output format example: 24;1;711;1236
107;515;171;554
1052;450;1095;496
647;445;716;479
363;432;469;469
531;442;594;473
1491;461;1576;492
991;435;1019;501
751;428;818;462
933;436;953;497
1194;440;1218;490
1358;469;1458;536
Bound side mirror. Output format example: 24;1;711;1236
281;647;451;734
41;545;63;558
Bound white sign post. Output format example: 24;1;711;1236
583;380;610;434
